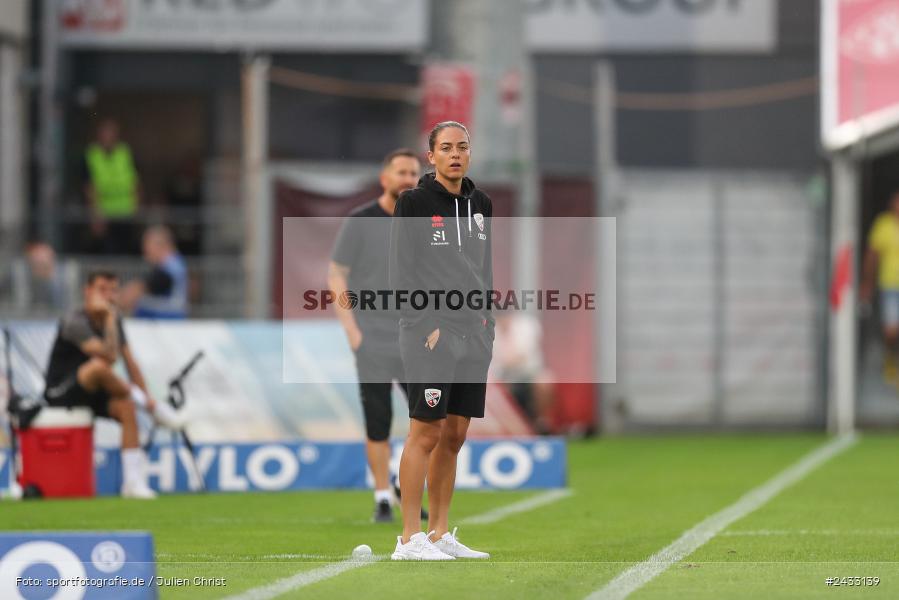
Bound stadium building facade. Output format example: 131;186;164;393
28;0;828;433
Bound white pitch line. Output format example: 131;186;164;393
587;433;858;600
221;487;572;600
220;556;381;600
722;529;899;537
460;489;574;526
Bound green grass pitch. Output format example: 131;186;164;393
2;434;897;599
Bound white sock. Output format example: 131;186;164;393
131;383;187;430
130;384;148;408
374;489;392;504
121;448;147;488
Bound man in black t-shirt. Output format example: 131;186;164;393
45;270;186;499
329;149;420;523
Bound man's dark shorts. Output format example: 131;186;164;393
44;373;111;418
400;320;493;420
354;346;406;442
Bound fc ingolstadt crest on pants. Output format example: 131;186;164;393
424;388;442;407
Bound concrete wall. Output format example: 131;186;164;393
606;170;826;430
0;0;27;40
0;0;27;248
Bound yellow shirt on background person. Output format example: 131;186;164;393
869;212;899;290
85;143;138;218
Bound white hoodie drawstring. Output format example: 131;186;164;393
467;198;472;237
454;198;462;251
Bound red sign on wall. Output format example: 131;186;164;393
60;0;126;33
822;0;899;149
420;63;476;151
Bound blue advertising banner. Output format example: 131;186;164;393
0;532;156;599
2;439;567;495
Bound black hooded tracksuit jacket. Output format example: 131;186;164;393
389;173;494;337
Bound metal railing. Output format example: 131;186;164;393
1;255;245;319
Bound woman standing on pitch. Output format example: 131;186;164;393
388;121;494;560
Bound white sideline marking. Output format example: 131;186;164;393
259;553;336;560
222;487;572;600
722;529;899;537
587;434;858;600
460;489;574;526
158;552;338;561
220;557;381;600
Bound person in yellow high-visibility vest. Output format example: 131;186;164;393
83;119;142;254
862;190;899;386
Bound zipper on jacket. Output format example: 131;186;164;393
454;198;462;252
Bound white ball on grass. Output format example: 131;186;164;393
352;544;372;559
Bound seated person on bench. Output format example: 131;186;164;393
44;269;186;499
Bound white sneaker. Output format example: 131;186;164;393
432;527;489;559
121;481;157;499
390;531;454;561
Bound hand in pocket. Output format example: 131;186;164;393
425;328;441;351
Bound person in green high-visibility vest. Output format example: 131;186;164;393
82;119;142;254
